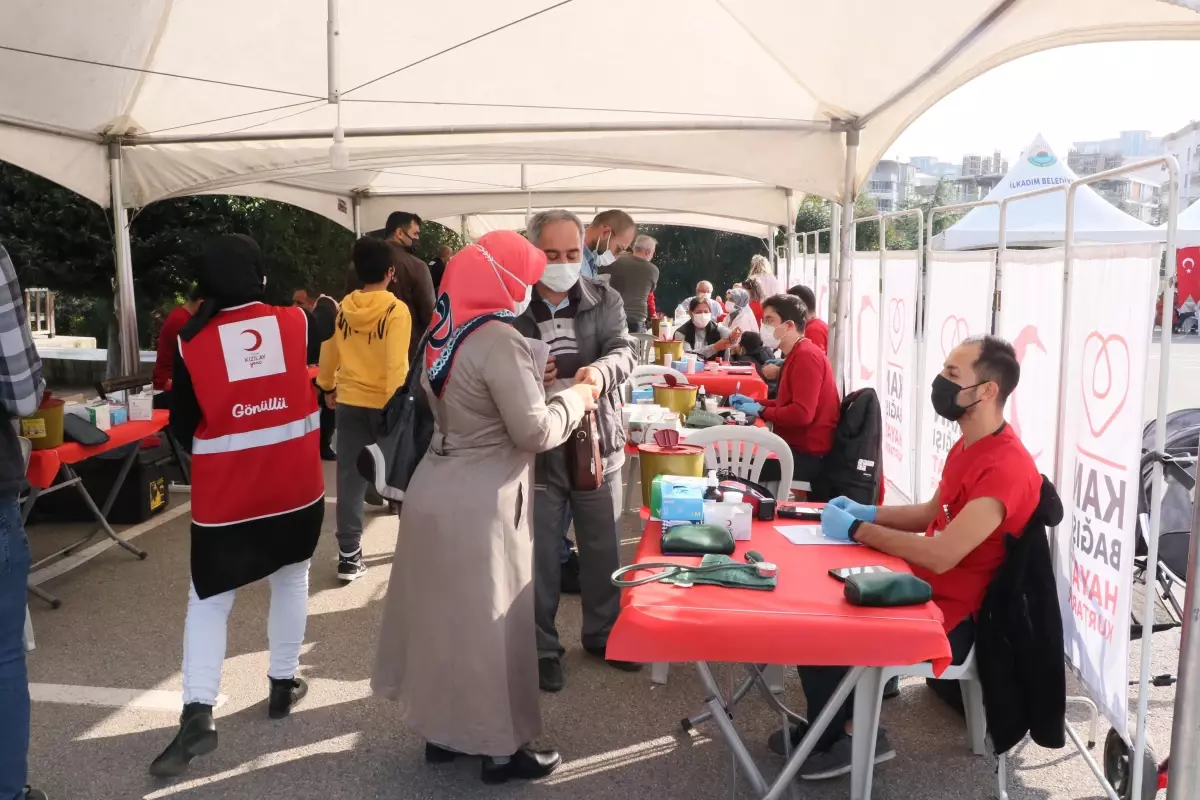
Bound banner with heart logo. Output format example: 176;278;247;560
997;249;1065;477
1054;242;1160;742
814;253;831;321
850;252;881;393
917;250;996;501
880;252;919;501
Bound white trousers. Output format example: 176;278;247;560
182;559;311;706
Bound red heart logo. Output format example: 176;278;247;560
940;315;970;359
888;298;905;354
1080;332;1130;440
1010;325;1046;461
857;294;877;380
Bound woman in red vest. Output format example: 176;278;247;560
149;235;324;778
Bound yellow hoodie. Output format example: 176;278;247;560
316;289;412;409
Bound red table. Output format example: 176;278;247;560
681;367;769;401
24;409;171;607
608;513;951;800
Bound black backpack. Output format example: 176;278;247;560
358;331;435;501
812;388;882;504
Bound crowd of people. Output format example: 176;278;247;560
0;201;1051;796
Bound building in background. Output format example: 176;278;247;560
1068;130;1166;222
952;150;1008;203
865;159;916;212
908;157;960;179
1164;121;1200;210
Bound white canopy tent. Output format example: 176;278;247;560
1159;197;1200;247
2;0;1199;372
937;135;1157;250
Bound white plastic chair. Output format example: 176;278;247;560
880;647;1008;799
629;364;687;390
631;332;657;364
648;425;793;689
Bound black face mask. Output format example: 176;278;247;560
930;374;984;422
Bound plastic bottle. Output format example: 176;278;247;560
703;470;723;502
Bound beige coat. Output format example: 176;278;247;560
372;321;585;756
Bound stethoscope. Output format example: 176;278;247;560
611;550;779;588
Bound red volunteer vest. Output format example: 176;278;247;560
179;302;323;526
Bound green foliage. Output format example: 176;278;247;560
638;225;770;313
887;178;962;251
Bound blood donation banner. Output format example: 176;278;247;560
917;251;996;501
997;249;1065;477
1056;243;1160;742
880;252;920;501
815;253;831;320
849;252;881;393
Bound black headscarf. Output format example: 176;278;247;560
180;234;267;342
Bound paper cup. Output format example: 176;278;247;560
722;491;744;505
703;398;719;412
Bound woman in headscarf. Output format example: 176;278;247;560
674;297;738;360
150;235;324;778
372;231;597;784
748;253;782;297
725;287;759;335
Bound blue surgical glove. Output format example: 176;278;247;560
820;504;859;542
739;401;763;418
828;496;877;522
728;393;754;408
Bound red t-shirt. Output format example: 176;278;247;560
761;338;840;455
912;424;1041;631
153;305;192;389
749;300;764;324
805;318;829;353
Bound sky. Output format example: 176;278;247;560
890;41;1200;164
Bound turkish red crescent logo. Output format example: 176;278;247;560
1184;257;1195;275
888;298;905;354
1010;324;1046;460
242;329;263;352
940;315;970;358
857;294;877;380
1081;332;1130;440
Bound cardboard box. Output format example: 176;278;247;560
128;393;154;422
87;403;111;430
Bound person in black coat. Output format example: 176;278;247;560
294;286;339;461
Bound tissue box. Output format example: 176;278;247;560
87;403;111;430
128;393;154;422
704;500;754;541
109;405;128;426
651;475;707;522
631;386;655;403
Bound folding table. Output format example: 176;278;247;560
607;514;952;800
23;409;171;608
680;366;769;401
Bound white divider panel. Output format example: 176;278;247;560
849;252;881;392
917;250;996;501
815;253;831;321
1055;243;1160;742
998;249;1065;477
881;251;920;502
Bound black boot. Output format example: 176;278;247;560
481;747;561;784
424;742;459;763
149;702;218;778
268;676;308;719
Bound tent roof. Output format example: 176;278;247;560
2;0;1198;213
939;134;1157;250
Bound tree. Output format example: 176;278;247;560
888;178;962;250
639;225;771;313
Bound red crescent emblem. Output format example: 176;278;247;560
242;329;264;352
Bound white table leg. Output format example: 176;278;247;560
850;667;885;800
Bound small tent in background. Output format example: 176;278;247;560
936;135;1156;250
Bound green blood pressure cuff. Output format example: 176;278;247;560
843;572;932;607
662;554;777;591
661;523;735;556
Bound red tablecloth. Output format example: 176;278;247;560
26;409;170;489
682;369;769;401
607;513;952;672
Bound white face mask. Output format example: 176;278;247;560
692;312;713;329
514;283;533;315
760;323;780;349
541;261;582;293
595;250;618;268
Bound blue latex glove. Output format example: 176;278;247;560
728;393;754;409
828;496;877;522
739;401;763;418
821;504;858;542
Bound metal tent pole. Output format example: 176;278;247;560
785;189;797;291
1168;476;1200;798
351;194;362;236
107;142;140;377
830;128;859;385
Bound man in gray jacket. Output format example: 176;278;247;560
516;209;639;693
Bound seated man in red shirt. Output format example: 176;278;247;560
771;335;1042;781
787;284;829;353
730;293;840;487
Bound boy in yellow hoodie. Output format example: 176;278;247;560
317;237;412;581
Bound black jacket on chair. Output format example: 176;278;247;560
976;475;1066;755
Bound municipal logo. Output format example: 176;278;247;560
1028;149;1056;168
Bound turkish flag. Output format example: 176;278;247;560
1178;247;1200;308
